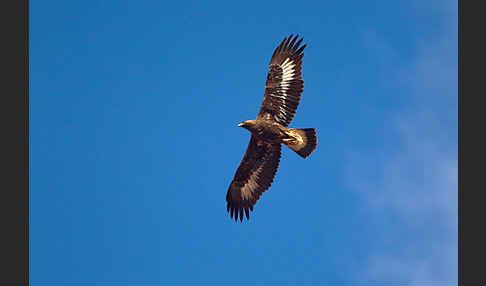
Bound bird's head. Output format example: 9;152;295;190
237;120;256;130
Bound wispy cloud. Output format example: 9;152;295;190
345;2;457;285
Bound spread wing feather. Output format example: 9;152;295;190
226;136;281;222
257;34;306;127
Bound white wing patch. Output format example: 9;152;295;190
280;58;296;89
272;57;296;121
240;164;264;200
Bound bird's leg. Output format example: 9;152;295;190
282;130;303;145
282;137;297;144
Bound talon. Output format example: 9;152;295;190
283;131;304;145
283;137;298;145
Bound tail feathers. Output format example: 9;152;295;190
284;128;317;158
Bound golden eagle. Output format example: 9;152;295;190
226;35;317;222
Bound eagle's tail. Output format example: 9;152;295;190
283;128;317;158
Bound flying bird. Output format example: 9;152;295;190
226;34;317;222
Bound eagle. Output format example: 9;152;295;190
226;34;317;222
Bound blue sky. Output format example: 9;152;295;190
30;1;457;285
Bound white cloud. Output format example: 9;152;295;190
346;2;457;285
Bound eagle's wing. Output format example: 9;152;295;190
226;135;282;222
257;34;306;127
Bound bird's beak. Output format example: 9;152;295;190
237;123;244;127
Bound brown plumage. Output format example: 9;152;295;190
226;35;317;222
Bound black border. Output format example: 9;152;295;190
460;0;484;284
1;0;29;285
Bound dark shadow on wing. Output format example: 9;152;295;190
226;136;282;222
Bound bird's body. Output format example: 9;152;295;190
226;35;317;222
238;119;289;144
